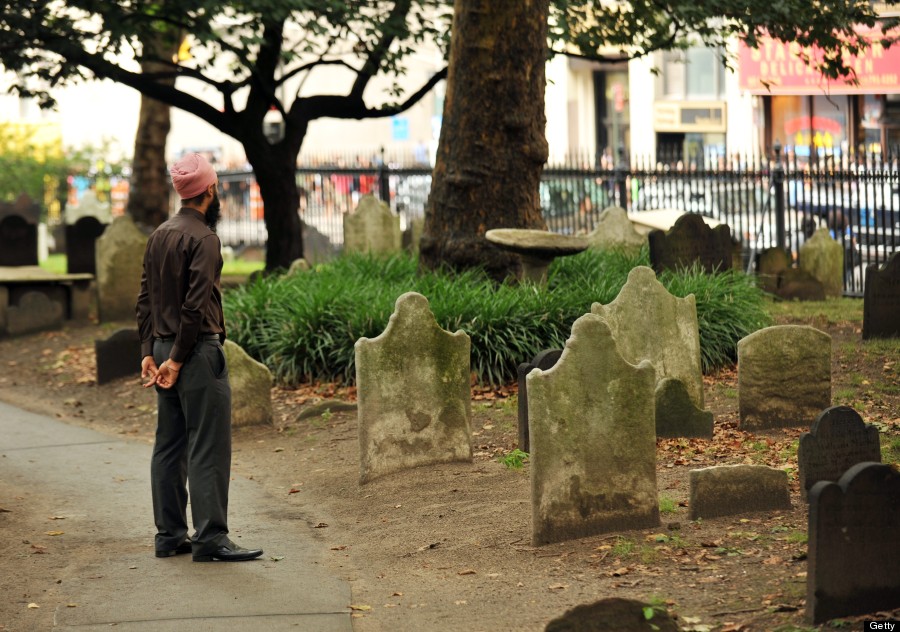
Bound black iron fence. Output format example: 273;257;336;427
212;147;900;297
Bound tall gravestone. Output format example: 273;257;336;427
798;406;881;502
65;191;111;275
516;349;562;452
688;464;791;520
586;206;646;255
807;462;900;624
223;340;274;427
528;314;658;545
799;228;844;298
648;213;732;274
95;216;148;322
738;325;831;429
591;266;711;438
343;194;401;257
355;292;471;484
863;252;900;339
0;194;40;266
95;328;141;385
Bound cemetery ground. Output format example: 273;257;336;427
0;298;897;632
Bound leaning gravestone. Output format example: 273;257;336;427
95;328;141;385
689;464;791;520
516;349;563;452
95;215;148;322
343;194;401;256
863;252;900;339
738;325;831;429
798;406;881;502
799;228;844;298
591;266;711;438
586;206;646;255
223;340;273;427
0;194;40;266
355;292;471;484
648;213;732;274
807;462;900;624
6;291;64;336
528;314;658;545
545;598;679;632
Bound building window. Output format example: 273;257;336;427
662;47;726;100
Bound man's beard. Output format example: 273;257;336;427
205;192;221;230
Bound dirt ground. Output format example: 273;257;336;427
0;310;898;632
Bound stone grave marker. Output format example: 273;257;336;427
402;216;424;253
591;266;711;437
95;215;148;322
586;206;646;254
287;258;311;276
775;268;826;302
738;325;831;429
528;314;658;545
355;292;471;484
654;378;713;438
516;349;563;452
807;462;900;624
0;193;40;223
95;328;141;385
756;247;791;294
799;227;844;298
648;213;733;274
302;222;338;265
64;190;112;225
863;252;900;339
798;406;881;502
6;291;64;336
343;194;401;256
223;340;274;427
0;214;38;267
688;464;791;520
66;216;108;275
545;598;679;632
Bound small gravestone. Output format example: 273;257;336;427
689;464;791;520
402;216;424;253
302;222;338;265
798;406;881;502
528;314;658;545
756;247;791;294
286;258;311;276
6;291;64;336
738;325;831;429
95;216;148;322
863;252;900;339
343;194;401;257
355;292;471;484
64;191;112;224
223;340;273;427
586;206;646;255
66;216;107;275
775;268;826;302
545;598;679;632
648;213;733;274
516;349;562;452
95;328;141;384
807;462;900;624
655;378;713;438
800;228;844;298
0;214;38;266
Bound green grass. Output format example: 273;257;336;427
766;296;863;323
658;495;678;514
612;536;634;557
39;253;67;274
882;437;900;465
39;253;263;277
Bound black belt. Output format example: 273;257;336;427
154;334;221;343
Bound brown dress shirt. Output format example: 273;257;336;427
136;207;226;363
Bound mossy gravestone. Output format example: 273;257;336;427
586;206;646;255
96;215;148;322
648;212;732;274
527;314;658;545
591;266;711;438
517;349;562;453
863;252;900;339
355;292;471;484
688;464;791;520
807;462;900;624
223;340;273;427
343;194;401;257
738;325;831;429
799;228;844;298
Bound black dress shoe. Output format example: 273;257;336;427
155;541;193;558
193;539;263;562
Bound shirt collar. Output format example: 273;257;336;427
177;207;205;222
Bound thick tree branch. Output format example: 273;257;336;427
349;0;413;100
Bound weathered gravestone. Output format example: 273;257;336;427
66;216;108;275
6;291;64;336
286;258;311;276
95;328;141;385
302;222;338;265
798;406;881;502
756;247;791;294
223;340;273;427
544;598;679;632
0;195;39;266
799;227;844;298
528;314;658;545
863;252;900;339
343;194;401;256
738;325;831;429
591;266;711;438
648;213;732;274
95;215;148;322
775;268;826;302
586;206;646;255
689;464;791;520
402;216;424;254
355;292;471;484
516;349;563;452
807;462;900;624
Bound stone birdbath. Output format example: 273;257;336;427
485;229;589;284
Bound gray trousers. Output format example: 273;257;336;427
151;338;232;554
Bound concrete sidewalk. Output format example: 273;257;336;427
0;401;352;631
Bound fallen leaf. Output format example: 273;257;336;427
66;603;77;608
0;507;11;513
609;567;630;577
45;531;64;536
48;516;66;520
548;583;569;590
27;603;39;609
383;604;398;608
288;488;301;494
274;447;284;453
457;569;476;576
392;592;403;597
330;545;347;551
762;556;783;565
269;556;285;562
129;565;137;570
454;600;467;605
313;522;328;528
349;604;372;611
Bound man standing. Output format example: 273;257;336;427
136;152;262;562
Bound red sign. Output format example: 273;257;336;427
738;29;900;95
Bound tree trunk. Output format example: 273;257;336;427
419;0;549;281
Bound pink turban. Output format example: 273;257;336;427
170;153;217;199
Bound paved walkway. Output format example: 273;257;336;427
1;401;352;631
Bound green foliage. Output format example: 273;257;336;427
658;495;678;514
498;449;529;470
224;251;771;385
